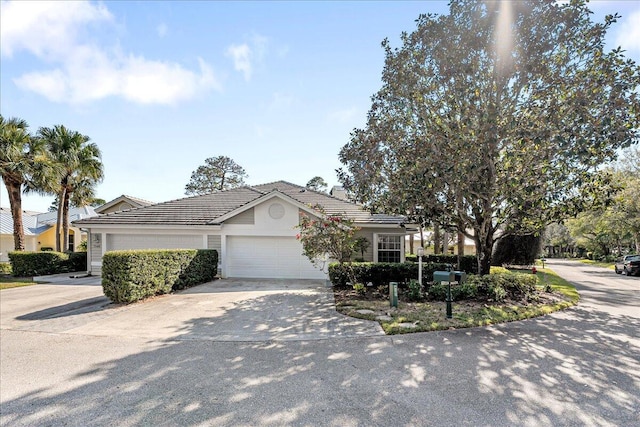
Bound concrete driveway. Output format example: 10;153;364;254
1;276;383;341
2;262;638;426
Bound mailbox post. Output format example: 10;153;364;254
417;247;424;287
433;268;467;320
389;282;398;308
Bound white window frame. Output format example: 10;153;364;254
373;233;405;263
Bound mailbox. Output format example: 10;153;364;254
453;271;467;283
433;271;455;283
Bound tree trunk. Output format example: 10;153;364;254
442;231;449;254
3;177;26;251
433;224;441;254
62;189;71;252
457;229;465;270
56;188;65;252
409;233;414;254
474;226;494;275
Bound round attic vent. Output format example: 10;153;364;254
268;203;285;219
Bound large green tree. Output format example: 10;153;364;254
185;156;247;195
39;125;103;252
338;0;640;274
567;147;640;256
0;116;46;251
306;176;328;193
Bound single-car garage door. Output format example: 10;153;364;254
226;236;326;279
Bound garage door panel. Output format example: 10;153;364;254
226;236;326;279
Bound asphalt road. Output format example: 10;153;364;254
1;261;638;426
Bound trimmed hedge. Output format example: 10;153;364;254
329;262;455;287
101;249;218;304
8;251;86;276
9;251;65;276
67;252;87;272
405;254;478;274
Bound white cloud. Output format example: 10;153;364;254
615;10;640;54
327;107;359;124
226;43;253;81
1;0;112;58
1;0;221;105
226;33;269;81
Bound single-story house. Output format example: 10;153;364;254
0;206;98;262
74;181;408;279
94;195;154;214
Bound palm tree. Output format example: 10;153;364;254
0;116;46;251
39;125;104;252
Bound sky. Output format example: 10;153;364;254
2;0;640;213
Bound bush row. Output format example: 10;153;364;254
404;254;478;274
329;262;458;287
101;249;218;304
8;251;87;276
418;271;538;303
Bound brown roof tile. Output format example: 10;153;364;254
74;181;405;226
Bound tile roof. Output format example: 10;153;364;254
74;181;406;226
94;195;155;214
252;181;404;224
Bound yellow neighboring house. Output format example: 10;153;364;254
0;206;98;262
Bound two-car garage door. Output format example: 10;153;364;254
226;236;326;279
104;233;326;280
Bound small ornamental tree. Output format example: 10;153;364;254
296;205;360;275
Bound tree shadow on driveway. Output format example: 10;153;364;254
2;294;639;426
16;296;112;321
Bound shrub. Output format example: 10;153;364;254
65;252;87;272
424;254;478;274
352;283;366;295
492;234;542;266
467;272;538;302
8;251;69;276
329;262;454;287
101;249;218;304
406;279;424;301
426;281;478;301
425;271;536;302
0;262;12;274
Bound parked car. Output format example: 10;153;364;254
614;254;640;276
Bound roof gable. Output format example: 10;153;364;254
95;195;155;214
73;181;405;227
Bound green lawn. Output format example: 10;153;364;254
335;267;579;335
0;276;38;290
578;259;615;270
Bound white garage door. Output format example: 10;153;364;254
107;234;202;251
226;236;326;279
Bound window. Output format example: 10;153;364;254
377;235;402;263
